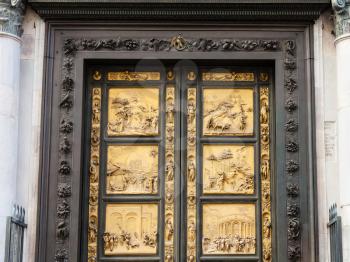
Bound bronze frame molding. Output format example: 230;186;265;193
36;23;317;262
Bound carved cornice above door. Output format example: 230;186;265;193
28;0;329;21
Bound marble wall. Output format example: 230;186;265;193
16;7;45;262
314;9;341;262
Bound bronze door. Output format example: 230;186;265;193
84;64;273;261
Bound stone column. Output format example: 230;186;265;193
332;0;350;260
0;0;25;260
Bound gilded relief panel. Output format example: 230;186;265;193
202;72;255;82
107;88;159;136
260;87;272;261
202;204;256;255
187;87;197;262
164;85;175;261
104;203;158;255
203;145;255;194
108;71;161;81
87;87;101;261
203;88;254;136
107;145;158;194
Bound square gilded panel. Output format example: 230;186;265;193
108;88;159;136
203;88;254;136
202;204;256;255
203;145;254;194
107;145;158;194
104;203;158;255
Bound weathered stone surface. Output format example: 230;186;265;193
0;0;26;36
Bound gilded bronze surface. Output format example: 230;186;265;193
104;203;158;255
187;88;197;261
106;145;158;194
202;72;254;82
108;71;161;81
202;204;256;254
107;88;159;136
203;88;254;136
203;145;255;194
87;87;101;261
260;87;272;261
92;70;102;80
164;86;175;261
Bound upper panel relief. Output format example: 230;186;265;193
107;88;159;136
203;88;254;136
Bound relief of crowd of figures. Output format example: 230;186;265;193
202;204;256;255
103;204;158;254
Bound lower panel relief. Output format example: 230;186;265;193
104;203;159;255
202;204;256;255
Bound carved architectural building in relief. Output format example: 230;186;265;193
202;204;256;255
104;204;158;255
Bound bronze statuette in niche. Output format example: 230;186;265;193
107;88;159;136
202;204;256;255
203;145;255;195
203;88;254;136
107;145;158;194
104;204;158;255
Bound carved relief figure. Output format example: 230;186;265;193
165;160;174;181
165;218;174;241
187;102;196;124
202;204;256;254
203;145;255;194
108;88;159;136
107;145;158;194
187;160;196;182
203;89;254;136
188;220;196;242
104;204;158;255
261;158;270;180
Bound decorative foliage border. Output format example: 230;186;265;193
54;35;300;261
284;40;301;261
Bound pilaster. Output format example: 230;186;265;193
332;0;350;260
0;0;26;260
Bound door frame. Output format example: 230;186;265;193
37;23;317;262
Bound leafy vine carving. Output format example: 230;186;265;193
53;36;302;261
63;37;281;54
